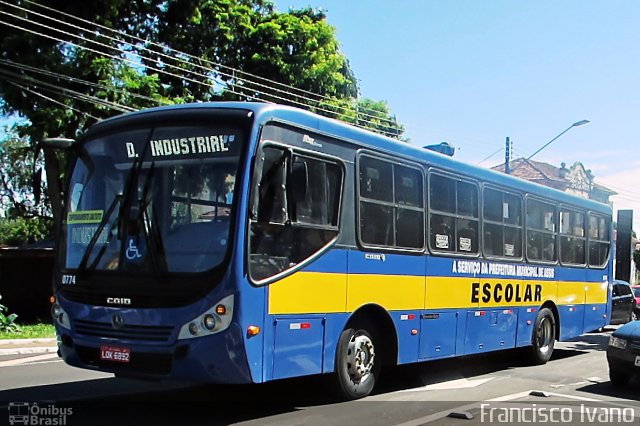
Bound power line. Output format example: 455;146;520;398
476;147;503;165
0;59;171;107
0;68;134;113
7;81;102;120
2;1;509;145
0;14;402;138
3;0;397;127
4;0;509;146
20;0;326;102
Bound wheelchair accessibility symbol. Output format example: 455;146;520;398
125;237;144;262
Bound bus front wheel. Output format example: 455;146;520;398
530;307;556;365
332;322;380;400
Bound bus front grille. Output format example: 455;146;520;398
73;319;174;342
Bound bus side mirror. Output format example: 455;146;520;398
289;160;308;205
37;138;76;230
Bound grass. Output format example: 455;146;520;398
0;322;56;340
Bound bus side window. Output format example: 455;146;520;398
526;198;557;263
249;144;343;282
587;214;610;268
255;147;287;224
560;209;586;265
429;173;478;255
358;157;424;250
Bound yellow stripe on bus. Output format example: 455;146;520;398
425;276;475;309
557;281;587;305
268;272;347;314
346;274;425;311
586;281;609;304
267;272;608;315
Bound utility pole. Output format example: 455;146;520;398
505;137;511;174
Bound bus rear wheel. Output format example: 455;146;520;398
332;322;380;400
530;307;556;365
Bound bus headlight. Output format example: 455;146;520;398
203;314;216;331
178;294;234;340
51;303;71;330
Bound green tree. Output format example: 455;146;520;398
0;216;51;247
0;130;54;246
0;1;163;138
0;132;48;218
1;0;401;139
155;3;359;103
0;0;406;243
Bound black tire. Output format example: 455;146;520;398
530;307;556;365
609;368;630;387
331;322;381;400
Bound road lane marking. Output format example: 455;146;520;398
485;390;534;402
536;391;602;402
391;390;615;426
398;377;494;392
0;353;59;368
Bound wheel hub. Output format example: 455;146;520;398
347;334;375;383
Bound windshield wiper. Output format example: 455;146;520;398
76;194;123;276
76;142;148;275
139;162;168;274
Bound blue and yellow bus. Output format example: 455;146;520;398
51;102;612;399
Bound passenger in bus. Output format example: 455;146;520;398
543;240;555;261
216;173;235;217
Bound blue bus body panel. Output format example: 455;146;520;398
272;316;325;380
515;307;538;347
348;251;425;276
389;311;421;364
465;309;517;354
419;311;458;359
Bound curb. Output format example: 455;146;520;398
0;338;58;356
0;338;57;345
0;346;58;356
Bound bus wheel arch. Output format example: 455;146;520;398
347;304;399;367
529;301;559;365
331;304;398;400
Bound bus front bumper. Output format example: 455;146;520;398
57;323;253;384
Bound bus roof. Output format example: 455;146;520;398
91;101;611;215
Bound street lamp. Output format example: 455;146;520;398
509;119;590;173
525;119;590;162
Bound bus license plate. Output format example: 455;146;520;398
100;346;131;363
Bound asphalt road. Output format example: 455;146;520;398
0;327;638;426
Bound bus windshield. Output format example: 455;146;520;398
63;124;243;274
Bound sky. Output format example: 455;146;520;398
276;0;640;232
